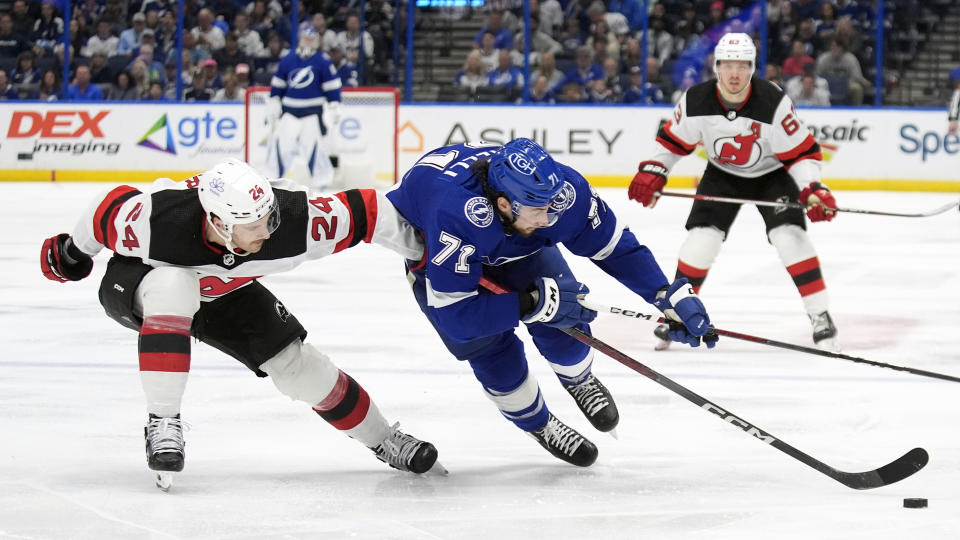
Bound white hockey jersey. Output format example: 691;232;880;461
70;177;423;299
651;78;823;187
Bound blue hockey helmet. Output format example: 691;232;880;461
488;138;568;225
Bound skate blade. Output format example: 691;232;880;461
425;461;449;476
606;428;619;440
815;337;841;353
155;472;174;492
654;339;672;351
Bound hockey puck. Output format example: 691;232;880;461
903;498;927;508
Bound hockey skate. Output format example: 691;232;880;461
810;311;840;352
528;413;598;467
563;374;619;435
371;422;443;474
653;323;672;351
144;414;185;492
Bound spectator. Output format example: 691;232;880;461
538;0;564;37
32;0;64;57
75;0;103;27
0;70;19;100
162;57;189;94
128;59;150;98
248;0;286;44
135;28;159;58
528;74;556;103
255;31;287;82
785;61;829;100
143;9;161;33
782;40;814;79
532;51;564;92
487;50;524;98
815;2;838;44
524;15;562;57
509;34;541;69
64;65;103;100
364;0;395;66
213;32;251;72
585;77;613;103
118;12;148;56
671;66;697;104
234;12;265;57
33;68;61;100
129;42;166;85
184;68;214;101
9;0;34;37
199;58;222;89
88;52;112;84
105;70;136;101
335;13;375;75
706;1;726;28
143;80;169;101
765;63;784;89
155;11;177;56
816;36;871;105
647;16;674;66
169;31;209;67
83;19;119;57
558;16;585;59
559;46;603;90
791;72;831;106
474;11;513;50
328;45;358;88
623;61;665;104
600;56;623;100
587;21;618;64
586;1;628;41
557;81;585;103
192;8;226;52
212;72;242;101
453;50;489;93
477;32;499;72
234;62;251;90
794;18;821;57
11;51;40;85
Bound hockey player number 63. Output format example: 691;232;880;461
781;113;799;135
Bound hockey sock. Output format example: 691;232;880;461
675;226;725;293
139;315;191;417
313;371;389;448
769;224;829;314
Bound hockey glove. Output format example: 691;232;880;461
41;233;93;283
322;101;342;130
652;278;715;348
521;276;597;329
628;161;668;208
798;182;837;222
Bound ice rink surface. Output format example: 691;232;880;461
1;182;958;539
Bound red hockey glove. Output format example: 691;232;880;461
628;161;668;208
41;233;93;282
798;182;837;222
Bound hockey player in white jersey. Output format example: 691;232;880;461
267;29;343;189
39;158;441;490
627;33;841;351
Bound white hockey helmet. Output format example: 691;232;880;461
296;29;321;59
197;158;280;254
714;32;756;73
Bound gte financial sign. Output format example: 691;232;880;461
7;110;120;155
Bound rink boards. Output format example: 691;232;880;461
0;101;958;191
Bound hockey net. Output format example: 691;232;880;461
244;86;399;188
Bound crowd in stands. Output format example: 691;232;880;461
0;0;392;102
451;0;884;105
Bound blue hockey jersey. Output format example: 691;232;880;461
386;141;670;342
270;50;342;119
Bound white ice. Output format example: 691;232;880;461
1;183;958;539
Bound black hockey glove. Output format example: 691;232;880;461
41;233;93;283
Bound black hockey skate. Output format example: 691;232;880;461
563;374;619;433
528;413;598;467
809;311;840;352
371;422;440;474
145;414;185;491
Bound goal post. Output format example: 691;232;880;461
244;86;399;188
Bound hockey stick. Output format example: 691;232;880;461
658;191;960;218
561;326;928;490
476;277;928;489
580;298;960;384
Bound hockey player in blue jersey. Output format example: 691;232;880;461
387;138;717;467
267;29;342;189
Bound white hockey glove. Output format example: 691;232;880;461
322;101;342;130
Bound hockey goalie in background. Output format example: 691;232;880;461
266;29;342;190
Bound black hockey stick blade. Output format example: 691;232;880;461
659;191;960;218
562;327;928;490
829;447;929;490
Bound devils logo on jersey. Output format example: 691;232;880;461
715;121;762;167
